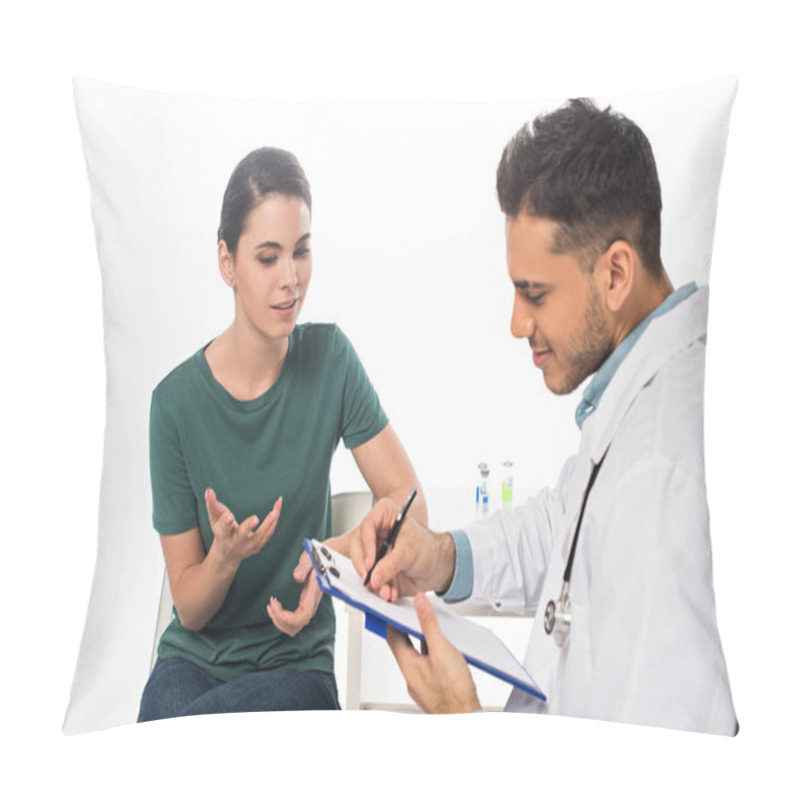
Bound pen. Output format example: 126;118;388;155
363;487;417;587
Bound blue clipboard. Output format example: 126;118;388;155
304;538;545;701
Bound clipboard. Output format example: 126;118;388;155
304;538;545;701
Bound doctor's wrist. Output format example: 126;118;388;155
432;532;457;595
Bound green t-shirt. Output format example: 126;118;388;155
149;323;388;681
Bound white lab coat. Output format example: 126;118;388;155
463;286;737;734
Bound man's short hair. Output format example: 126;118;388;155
496;98;664;277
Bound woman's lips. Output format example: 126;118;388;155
271;298;299;317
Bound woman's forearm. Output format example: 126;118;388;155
353;424;429;527
384;484;429;527
170;540;240;631
162;495;282;632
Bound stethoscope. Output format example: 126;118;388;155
543;453;607;647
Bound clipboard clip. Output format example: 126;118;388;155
308;540;340;580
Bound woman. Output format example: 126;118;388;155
137;147;426;721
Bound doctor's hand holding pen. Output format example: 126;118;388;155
343;497;458;602
348;497;482;713
286;496;452;603
276;499;413;636
278;488;433;638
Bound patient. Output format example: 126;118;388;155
137;147;426;721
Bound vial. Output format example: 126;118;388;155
476;462;490;517
502;460;514;509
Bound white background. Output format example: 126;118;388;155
2;0;797;796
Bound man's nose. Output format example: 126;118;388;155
510;293;534;340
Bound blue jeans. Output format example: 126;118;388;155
137;658;340;722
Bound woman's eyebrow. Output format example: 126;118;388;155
255;233;311;251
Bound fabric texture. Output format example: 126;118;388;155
149;323;387;683
461;286;737;734
137;658;339;721
440;529;474;603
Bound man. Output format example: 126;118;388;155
292;99;737;733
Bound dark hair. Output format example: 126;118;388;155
496;98;664;277
217;147;312;253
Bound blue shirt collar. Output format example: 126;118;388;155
575;282;698;429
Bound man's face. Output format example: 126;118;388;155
506;214;615;395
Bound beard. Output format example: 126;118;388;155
552;282;615;395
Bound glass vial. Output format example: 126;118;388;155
476;462;490;517
502;460;514;509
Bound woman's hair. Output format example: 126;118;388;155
217;147;312;254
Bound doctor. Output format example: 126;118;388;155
341;98;738;734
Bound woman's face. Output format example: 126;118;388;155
221;194;312;342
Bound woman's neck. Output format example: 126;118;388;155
205;322;290;401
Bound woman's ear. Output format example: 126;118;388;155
218;240;236;288
597;239;636;313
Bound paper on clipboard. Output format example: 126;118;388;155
304;538;545;701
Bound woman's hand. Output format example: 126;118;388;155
205;488;282;567
267;551;323;637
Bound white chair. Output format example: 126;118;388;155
329;490;374;709
150;567;174;672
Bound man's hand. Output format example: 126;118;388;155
275;490;457;636
338;498;456;602
267;551;322;637
386;593;481;714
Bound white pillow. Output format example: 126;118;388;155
65;75;737;733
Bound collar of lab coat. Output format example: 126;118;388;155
579;283;709;465
575;282;698;429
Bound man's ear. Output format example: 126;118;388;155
218;240;236;288
596;239;636;313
